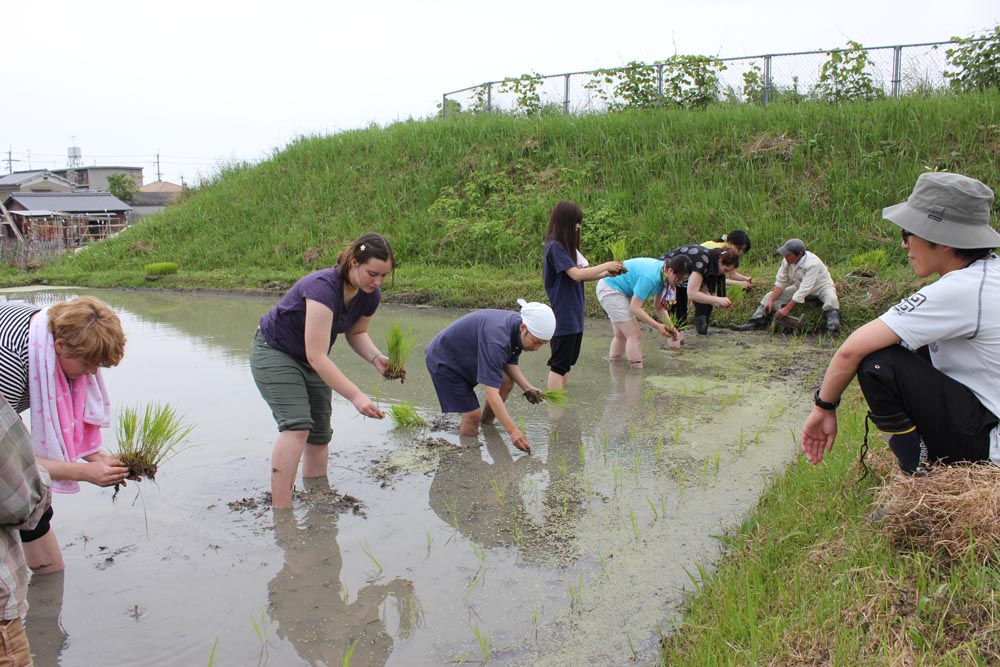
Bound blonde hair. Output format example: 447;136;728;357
47;297;126;367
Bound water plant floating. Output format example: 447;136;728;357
113;403;195;500
383;323;415;383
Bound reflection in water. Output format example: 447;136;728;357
268;478;420;667
429;421;589;567
24;571;68;667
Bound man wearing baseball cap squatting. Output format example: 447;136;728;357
802;172;1000;475
424;299;556;454
734;238;840;334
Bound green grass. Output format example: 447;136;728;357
12;93;997;323
658;387;1000;665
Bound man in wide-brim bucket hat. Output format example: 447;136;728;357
801;171;1000;476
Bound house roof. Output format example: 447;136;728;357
139;180;182;193
0;170;75;188
5;192;131;213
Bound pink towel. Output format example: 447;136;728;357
27;308;111;494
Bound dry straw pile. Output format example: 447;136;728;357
873;463;1000;566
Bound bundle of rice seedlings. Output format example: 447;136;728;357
383;323;415;383
113;403;195;500
607;240;629;274
872;463;1000;566
539;388;569;406
389;402;426;428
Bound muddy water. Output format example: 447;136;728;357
2;288;831;667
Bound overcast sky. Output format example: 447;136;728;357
4;0;997;186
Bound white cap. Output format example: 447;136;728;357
517;298;556;340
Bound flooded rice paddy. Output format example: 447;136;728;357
2;288;831;666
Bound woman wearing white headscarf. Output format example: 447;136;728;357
424;299;555;453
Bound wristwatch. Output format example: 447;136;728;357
814;387;840;411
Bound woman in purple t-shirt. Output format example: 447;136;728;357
251;233;394;509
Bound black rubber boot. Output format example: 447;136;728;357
694;315;709;335
826;309;840;334
733;318;766;331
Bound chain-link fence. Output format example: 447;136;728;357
441;40;961;116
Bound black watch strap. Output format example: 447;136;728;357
814;387;840;410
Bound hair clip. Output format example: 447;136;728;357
359;244;366;251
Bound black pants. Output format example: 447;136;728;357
857;345;995;465
670;276;723;325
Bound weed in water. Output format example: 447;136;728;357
578;442;586;465
647;496;659;521
113;403;195;501
389;402;426;428
630;506;640;541
711;451;721;474
383;323;415;382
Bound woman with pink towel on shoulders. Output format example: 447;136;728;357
0;296;128;574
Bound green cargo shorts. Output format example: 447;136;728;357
250;329;333;445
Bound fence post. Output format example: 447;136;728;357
442;94;448;118
657;63;664;99
487;83;493;112
564;73;571;114
763;55;772;106
891;46;903;98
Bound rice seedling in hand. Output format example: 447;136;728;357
389;401;426;428
539;388;569;406
606;238;628;272
383;323;415;383
113;403;195;500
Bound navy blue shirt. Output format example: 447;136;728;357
259;267;380;364
424;310;523;388
543;240;583;336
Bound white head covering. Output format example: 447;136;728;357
516;298;556;340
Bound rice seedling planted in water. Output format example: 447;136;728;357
389;402;426;427
383;323;415;382
113;403;195;500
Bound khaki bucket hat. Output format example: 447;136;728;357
882;172;1000;248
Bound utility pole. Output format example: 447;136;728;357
156;150;162;182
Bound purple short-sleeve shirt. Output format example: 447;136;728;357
259;267;380;363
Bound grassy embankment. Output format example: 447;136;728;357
7;92;998;327
5;92;1000;663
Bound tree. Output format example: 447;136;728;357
106;173;138;203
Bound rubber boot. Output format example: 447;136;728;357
733;305;768;331
825;309;840;334
694;315;709;335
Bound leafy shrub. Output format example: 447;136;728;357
945;25;1000;92
813;41;884;102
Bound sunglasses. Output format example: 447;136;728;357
900;229;914;242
